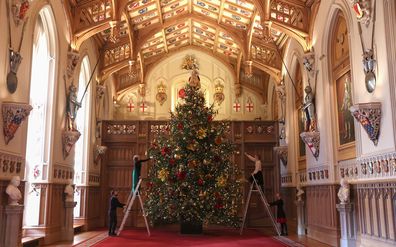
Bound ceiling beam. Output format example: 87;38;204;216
162;29;169;53
156;0;164;25
252;60;281;82
246;11;258;61
217;0;226;24
123;12;136;59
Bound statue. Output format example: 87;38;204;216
6;176;22;205
66;83;81;131
275;81;286;123
64;181;74;202
296;184;304;201
340;76;353;139
337;179;350;204
189;69;201;89
302;85;316;131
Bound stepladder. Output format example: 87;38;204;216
239;176;281;236
117;178;151;236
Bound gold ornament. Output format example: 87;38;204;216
187;143;196;151
174;154;181;159
158;168;169;182
197;128;207;139
203;159;209;165
216;175;226;187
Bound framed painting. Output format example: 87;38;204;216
335;72;355;146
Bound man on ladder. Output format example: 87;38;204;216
240;152;281;236
117;154;151;236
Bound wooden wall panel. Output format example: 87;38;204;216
357;182;396;244
306;185;340;246
84;186;103;230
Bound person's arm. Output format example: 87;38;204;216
140;158;150;163
244;152;256;162
268;200;280;207
115;198;125;208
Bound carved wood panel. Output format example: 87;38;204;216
305;184;340;246
357;183;396;242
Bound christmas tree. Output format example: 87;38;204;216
145;70;242;227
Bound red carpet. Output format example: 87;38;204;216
93;228;290;247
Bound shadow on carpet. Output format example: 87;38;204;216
93;228;292;247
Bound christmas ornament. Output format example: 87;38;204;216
178;88;186;99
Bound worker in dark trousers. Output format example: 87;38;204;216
132;154;150;193
108;190;125;236
268;193;288;236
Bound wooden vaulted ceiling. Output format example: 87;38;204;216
67;0;317;93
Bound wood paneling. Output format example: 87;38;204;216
306;185;340;246
356;182;396;243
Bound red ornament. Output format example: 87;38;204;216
169;158;176;165
207;115;213;122
161;147;170;156
178;88;186;99
197;178;203;186
176;171;186;180
177;123;184;130
215;202;224;209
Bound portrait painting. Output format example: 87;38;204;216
336;72;355;145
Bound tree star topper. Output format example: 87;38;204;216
181;55;199;70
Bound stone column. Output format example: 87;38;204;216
62;201;77;242
336;203;356;247
4;205;24;247
295;200;305;235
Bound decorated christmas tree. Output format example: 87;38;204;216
145;70;242;228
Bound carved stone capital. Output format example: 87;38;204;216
274;146;288;166
302;51;315;77
94;145;108;164
300;131;320;160
62;130;81;159
244;60;253;78
349;102;381;146
96;84;106;100
66;50;80;79
2;102;32;144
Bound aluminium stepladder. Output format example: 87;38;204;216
239;176;281;236
117;178;151;236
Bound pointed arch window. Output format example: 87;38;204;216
74;56;91;217
24;6;57;226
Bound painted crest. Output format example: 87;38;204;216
300;131;320;161
350;102;381;146
213;80;225;106
2;102;32;144
156;81;167;105
62;130;81;159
